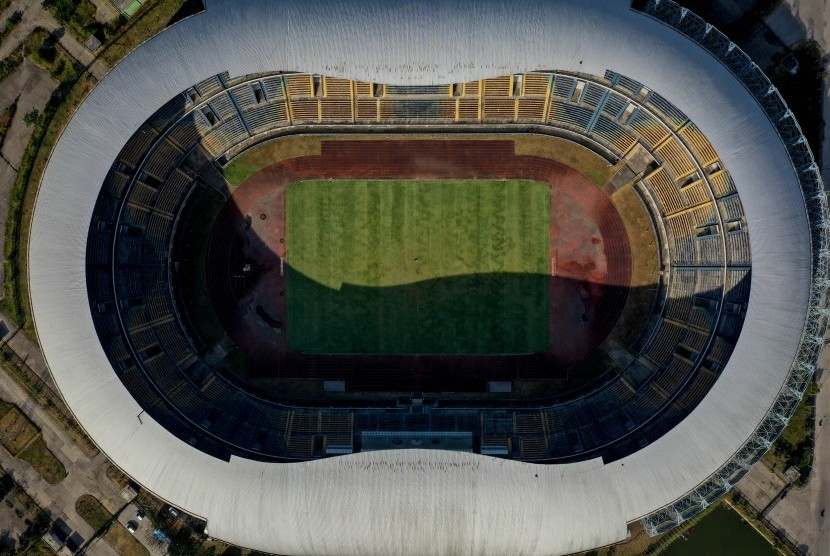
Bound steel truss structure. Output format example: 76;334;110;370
638;0;830;535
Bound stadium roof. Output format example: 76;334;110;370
29;0;818;554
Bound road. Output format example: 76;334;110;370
784;0;830;187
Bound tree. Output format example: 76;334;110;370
42;0;77;25
23;109;40;128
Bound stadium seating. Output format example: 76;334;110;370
86;70;751;464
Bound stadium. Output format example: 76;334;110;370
27;0;829;554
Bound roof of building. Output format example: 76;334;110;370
28;1;819;554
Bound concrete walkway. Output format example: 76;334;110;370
89;0;120;23
778;0;830;188
0;0;108;81
763;345;830;556
0;368;123;555
0;58;57;299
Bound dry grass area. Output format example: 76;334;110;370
0;101;16;150
224;132;615;187
76;493;111;530
100;0;191;66
611;184;659;288
608;183;660;348
17;436;66;484
104;525;150;556
0;401;39;456
513;134;613;185
223;135;324;186
0;401;66;483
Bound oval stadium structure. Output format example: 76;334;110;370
28;0;829;554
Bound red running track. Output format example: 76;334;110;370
204;139;632;392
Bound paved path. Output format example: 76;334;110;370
0;316;168;556
0;58;57;298
0;367;122;555
0;58;58;166
90;0;120;23
0;0;108;81
0;313;57;391
116;501;168;556
747;344;830;555
782;0;830;188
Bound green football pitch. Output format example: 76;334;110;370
286;179;550;354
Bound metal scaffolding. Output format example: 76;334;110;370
638;0;830;536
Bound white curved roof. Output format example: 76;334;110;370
29;1;813;554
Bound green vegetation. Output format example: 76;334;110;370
2;30;86;330
100;0;193;67
287;179;550;354
22;539;58;556
222;136;322;187
223;157;260;188
3;0;191;333
0;401;66;484
0;401;40;456
765;382;817;484
77;494;149;556
658;503;778;556
17;436;66;484
0;343;97;454
0;464;51;554
43;0;125;42
0;101;18;149
14;512;50;555
22;109;39;128
75;494;110;530
0;12;20;42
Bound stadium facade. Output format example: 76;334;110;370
28;0;828;554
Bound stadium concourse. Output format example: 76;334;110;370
27;0;828;555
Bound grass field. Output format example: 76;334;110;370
660;503;778;556
286;179;550;354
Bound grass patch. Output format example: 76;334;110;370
0;401;39;455
0;401;66;483
287;179;550;354
658;503;780;556
75;494;110;530
17;436;66;484
513;134;613;185
223;158;260;188
764;382;817;483
104;524;150;556
223;135;322;187
23;539;58;556
0;343;97;454
77;494;149;556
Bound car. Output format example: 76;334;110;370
126;521;138;534
136;509;145;521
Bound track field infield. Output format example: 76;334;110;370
286;179;550;354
